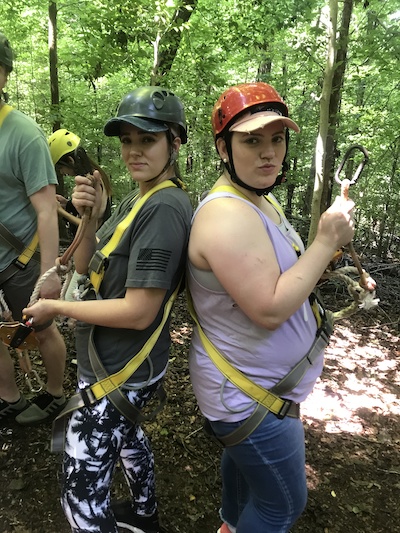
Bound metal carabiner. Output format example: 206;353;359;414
334;144;369;187
24;369;44;393
333;144;372;289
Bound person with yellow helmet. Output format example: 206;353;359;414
48;128;112;238
0;30;67;426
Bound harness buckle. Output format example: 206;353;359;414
276;399;292;420
88;251;108;275
80;386;96;408
13;258;27;270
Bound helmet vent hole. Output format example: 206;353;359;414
152;92;165;110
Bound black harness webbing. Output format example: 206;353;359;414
0;224;40;284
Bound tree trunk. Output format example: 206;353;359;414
321;0;354;213
48;1;60;132
307;0;339;245
151;0;198;84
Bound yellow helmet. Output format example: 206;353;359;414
48;129;81;165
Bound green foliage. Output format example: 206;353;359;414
0;0;399;257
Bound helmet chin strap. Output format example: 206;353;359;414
145;144;177;184
224;137;286;196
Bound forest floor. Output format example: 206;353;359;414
0;256;399;533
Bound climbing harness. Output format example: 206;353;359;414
187;186;333;446
187;285;332;447
189;165;378;446
89;180;177;292
0;140;93;387
51;179;181;452
323;144;379;319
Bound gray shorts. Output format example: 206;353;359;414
0;260;52;330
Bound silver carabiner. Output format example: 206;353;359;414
25;369;45;393
334;144;369;187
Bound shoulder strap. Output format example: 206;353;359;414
90;180;177;292
0;104;13;128
209;184;285;217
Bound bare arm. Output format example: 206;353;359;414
29;184;62;299
23;286;167;331
189;196;355;330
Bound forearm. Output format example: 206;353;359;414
46;298;140;328
73;220;98;274
24;287;166;331
268;237;336;324
36;205;60;274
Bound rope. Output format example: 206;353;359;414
28;183;94;307
321;267;380;321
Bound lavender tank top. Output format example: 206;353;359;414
188;192;324;422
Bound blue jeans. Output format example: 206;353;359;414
210;412;307;533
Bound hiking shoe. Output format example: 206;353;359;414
15;391;67;426
112;500;166;533
0;395;28;422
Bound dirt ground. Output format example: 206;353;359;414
0;257;399;533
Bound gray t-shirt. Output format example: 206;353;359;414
76;185;192;385
0;107;58;270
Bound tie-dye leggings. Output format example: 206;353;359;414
61;379;160;532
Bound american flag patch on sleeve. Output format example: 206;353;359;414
137;248;172;272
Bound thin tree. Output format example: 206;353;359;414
308;0;339;245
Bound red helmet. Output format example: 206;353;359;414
211;82;288;137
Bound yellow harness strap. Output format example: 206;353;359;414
90;180;177;292
186;287;287;416
15;232;39;267
210;184;285;217
0;104;13;127
209;185;302;255
89;277;181;399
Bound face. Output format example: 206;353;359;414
219;121;287;190
56;156;75;176
120;124;178;183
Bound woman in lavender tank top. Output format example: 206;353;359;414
188;82;358;533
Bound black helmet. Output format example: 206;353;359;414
0;32;14;73
104;86;187;143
